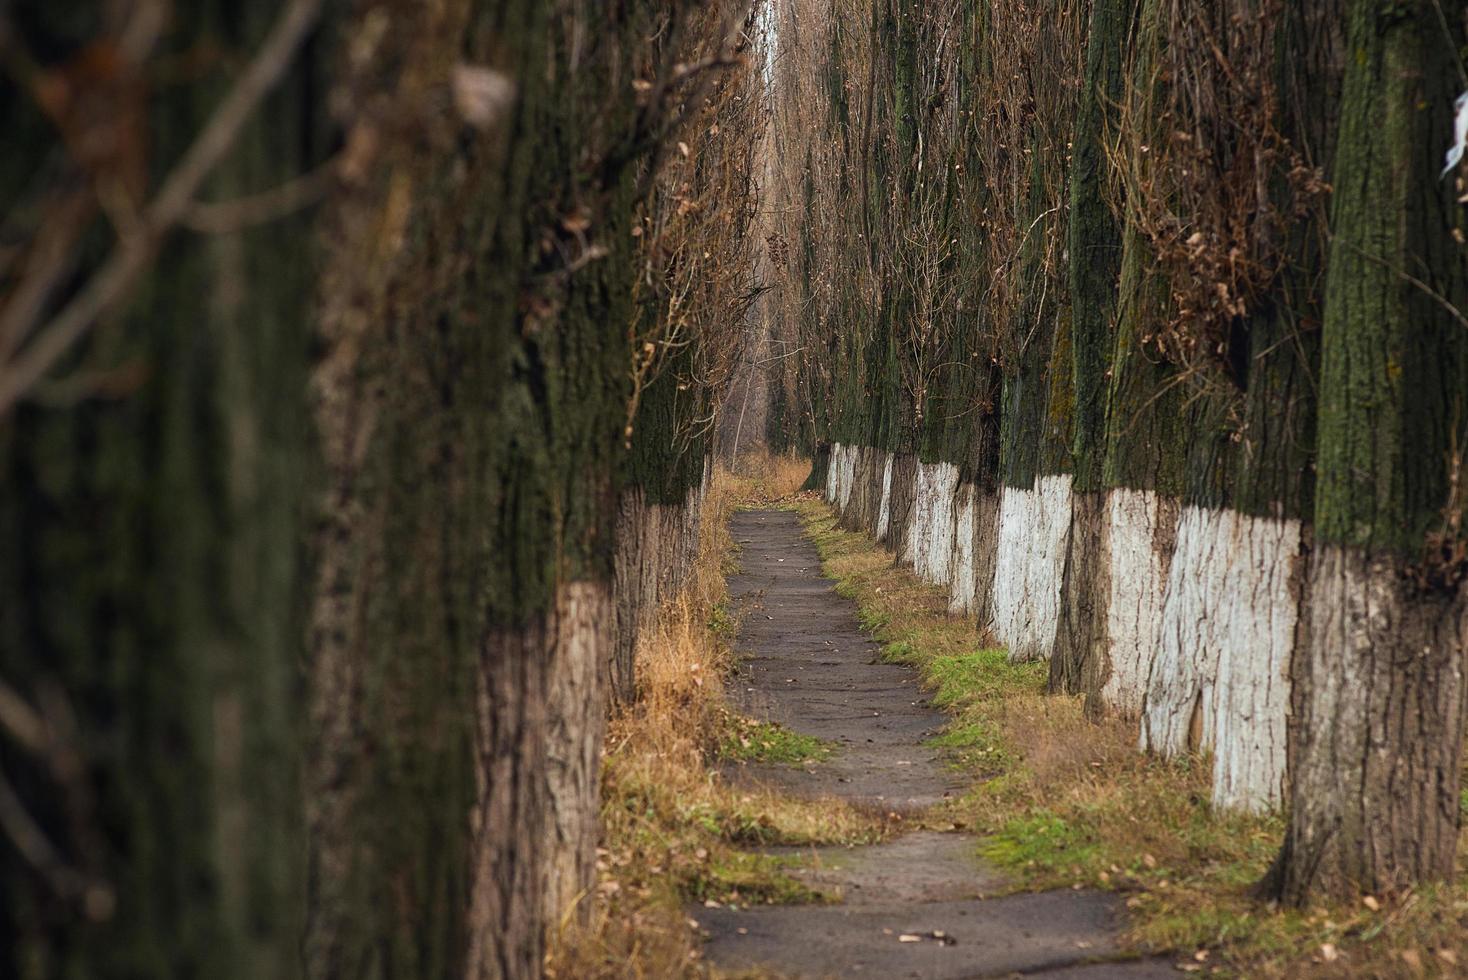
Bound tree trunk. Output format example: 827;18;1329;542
0;4;321;975
802;442;832;492
1053;0;1133;698
1268;0;1468;904
306;1;653;974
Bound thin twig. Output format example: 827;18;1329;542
0;0;324;417
1338;238;1468;334
182;156;337;235
0;678;47;753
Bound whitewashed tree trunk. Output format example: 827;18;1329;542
991;475;1074;662
1142;506;1303;809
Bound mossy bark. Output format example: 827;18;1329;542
1101;0;1186;500
1052;0;1130;694
1269;0;1468;904
306;0;668;973
1068;0;1131;495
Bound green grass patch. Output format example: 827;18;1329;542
707;601;734;637
983;813;1102;875
923;647;1045;708
721;716;833;765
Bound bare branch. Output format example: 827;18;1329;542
0;0;325;417
0;678;46;753
182;157;338;235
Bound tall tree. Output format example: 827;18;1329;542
1;3;754;978
1269;0;1468;903
1052;0;1135;701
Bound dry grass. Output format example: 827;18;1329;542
552;479;1468;977
546;462;881;979
790;494;1468;979
724;450;812;505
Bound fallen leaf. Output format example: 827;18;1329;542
1362;895;1380;911
1319;943;1338;963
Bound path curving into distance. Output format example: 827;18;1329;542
695;509;1175;979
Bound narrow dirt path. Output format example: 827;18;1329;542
697;509;1174;979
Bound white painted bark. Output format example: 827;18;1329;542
1142;505;1301;810
906;462;960;585
823;442;839;503
541;581;613;924
818;444;1309;815
1277;544;1468;898
990;474;1073;662
875;453;894;543
949;483;978;615
823;443;838;503
1097;489;1174;717
841;444;857;510
827;443;857;511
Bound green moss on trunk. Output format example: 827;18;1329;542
1069;0;1132;493
1312;0;1468;553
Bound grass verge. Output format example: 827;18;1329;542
790;493;1468;979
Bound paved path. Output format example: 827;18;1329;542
697;509;1175;979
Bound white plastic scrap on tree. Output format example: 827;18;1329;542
1442;91;1468;179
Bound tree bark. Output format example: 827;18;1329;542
1052;0;1133;699
1272;548;1467;902
1269;0;1468;903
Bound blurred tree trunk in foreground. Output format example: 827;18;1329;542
0;2;321;975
